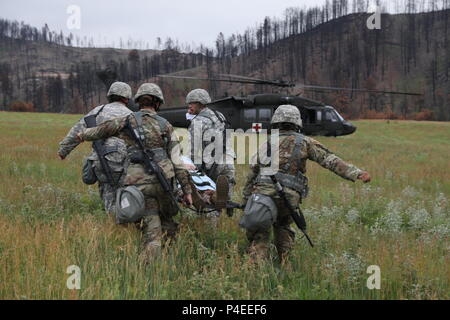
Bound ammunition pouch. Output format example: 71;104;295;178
257;172;309;199
130;148;168;164
129;147;175;180
92;145;125;185
82;158;97;185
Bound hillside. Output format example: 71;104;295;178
0;39;158;79
0;9;448;120
182;10;450;120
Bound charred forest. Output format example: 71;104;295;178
0;0;449;120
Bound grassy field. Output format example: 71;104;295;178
0;112;448;300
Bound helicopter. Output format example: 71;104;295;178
156;74;422;137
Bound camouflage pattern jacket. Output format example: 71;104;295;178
80;109;192;195
58;102;132;160
243;130;365;199
188;107;234;170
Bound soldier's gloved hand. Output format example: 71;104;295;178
183;194;193;207
358;172;371;183
241;197;249;208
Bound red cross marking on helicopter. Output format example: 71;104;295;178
252;123;262;133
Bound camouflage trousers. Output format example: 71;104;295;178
246;186;299;261
97;172;125;215
135;183;179;263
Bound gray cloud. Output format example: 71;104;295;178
0;0;326;48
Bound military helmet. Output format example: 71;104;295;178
107;82;132;100
134;83;165;104
186;89;211;105
271;105;303;128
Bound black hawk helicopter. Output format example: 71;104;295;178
97;69;422;137
156;74;422;137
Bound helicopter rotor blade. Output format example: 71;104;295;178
158;74;295;88
157;75;212;81
218;73;265;81
297;84;423;96
218;74;295;87
158;74;269;85
158;74;420;96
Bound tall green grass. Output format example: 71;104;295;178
0;112;448;299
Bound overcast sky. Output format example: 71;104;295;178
0;0;329;49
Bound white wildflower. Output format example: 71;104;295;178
407;207;431;230
346;209;361;224
377;200;404;232
401;186;419;198
433;193;449;220
427;224;450;239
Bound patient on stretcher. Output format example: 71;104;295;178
178;156;234;213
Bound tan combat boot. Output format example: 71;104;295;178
215;175;229;211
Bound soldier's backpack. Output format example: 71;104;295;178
81;106;105;185
260;132;309;199
239;193;278;231
82;105;120;187
196;108;234;172
115;186;146;224
197;108;231;141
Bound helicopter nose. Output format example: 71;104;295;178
343;122;357;135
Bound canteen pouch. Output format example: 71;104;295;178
82;157;98;185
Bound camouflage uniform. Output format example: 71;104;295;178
80;109;192;259
188;107;236;220
58;102;132;214
189;107;235;182
242;105;365;260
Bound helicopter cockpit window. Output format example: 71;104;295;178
334;110;345;122
244;108;257;122
258;108;272;122
325;110;338;122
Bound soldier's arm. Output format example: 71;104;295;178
189;116;212;165
58;107;107;158
166;124;192;195
188;118;202;164
306;137;365;182
80;116;127;142
58;117;88;159
242;148;262;200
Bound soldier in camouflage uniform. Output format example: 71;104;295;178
58;82;133;214
242;105;371;262
78;83;193;263
186;89;236;217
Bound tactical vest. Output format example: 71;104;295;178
197;108;229;130
256;132;309;198
86;105;120;154
127;111;175;179
84;105;122;185
196;108;234;174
